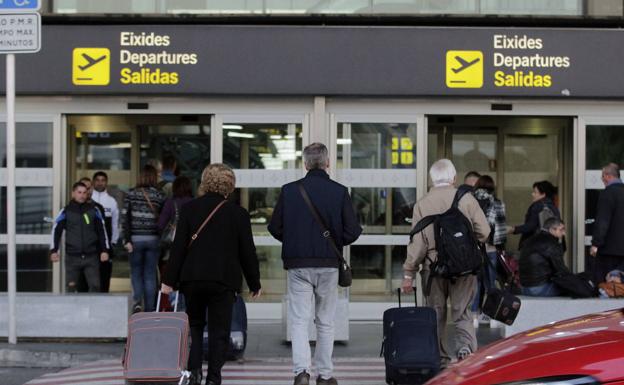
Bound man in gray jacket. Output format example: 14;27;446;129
402;159;490;367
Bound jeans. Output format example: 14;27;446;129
522;282;561;297
288;267;338;379
182;281;234;384
472;251;497;312
65;254;100;292
129;238;160;312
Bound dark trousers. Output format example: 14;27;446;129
99;259;113;293
182;281;234;384
66;254;100;292
593;254;624;284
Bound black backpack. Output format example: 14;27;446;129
410;186;483;289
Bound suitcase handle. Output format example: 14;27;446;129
396;287;417;307
156;290;179;312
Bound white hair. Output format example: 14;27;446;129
429;159;457;186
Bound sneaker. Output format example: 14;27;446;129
316;375;338;385
293;370;310;385
457;346;472;361
478;313;491;325
132;303;142;314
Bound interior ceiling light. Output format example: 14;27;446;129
223;124;243;130
227;132;255;139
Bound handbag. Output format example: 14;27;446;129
598;281;624;298
160;201;178;248
297;182;352;288
551;272;597;298
481;247;521;325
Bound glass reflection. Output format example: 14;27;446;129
337;123;417;169
0;187;53;234
351;188;415;232
223;123;303;170
0;123;53;167
0;245;53;292
75;132;132;171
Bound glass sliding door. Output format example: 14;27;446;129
427;116;572;256
69;115;212;293
219;115;308;301
332;116;420;297
581;118;624;275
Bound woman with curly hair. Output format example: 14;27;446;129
161;163;262;385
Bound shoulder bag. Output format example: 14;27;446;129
297;182;352;288
187;200;227;249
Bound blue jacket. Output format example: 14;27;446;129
268;169;362;269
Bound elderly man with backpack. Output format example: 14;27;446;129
402;159;490;367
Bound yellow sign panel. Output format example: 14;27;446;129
446;50;483;88
392;152;399;165
391;137;399;150
401;152;413;165
400;137;413;151
72;48;110;86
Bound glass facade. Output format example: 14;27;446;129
49;0;623;17
584;125;624;271
0;121;55;292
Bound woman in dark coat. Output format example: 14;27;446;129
161;163;261;385
511;180;560;249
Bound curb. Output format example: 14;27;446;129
0;348;119;368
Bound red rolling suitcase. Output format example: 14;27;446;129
123;291;190;385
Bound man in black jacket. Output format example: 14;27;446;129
50;182;109;292
590;162;624;283
269;143;362;385
519;217;568;296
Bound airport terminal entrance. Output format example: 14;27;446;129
427;115;574;255
65;112;575;299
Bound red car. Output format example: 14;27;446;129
426;309;624;385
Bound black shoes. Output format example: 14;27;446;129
293;370;310;385
188;368;202;385
316;375;338;385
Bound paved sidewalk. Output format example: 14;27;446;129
1;321;502;368
24;358;387;385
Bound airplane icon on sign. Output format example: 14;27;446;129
79;53;107;71
451;56;481;73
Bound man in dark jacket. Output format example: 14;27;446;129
590;162;624;283
268;143;362;385
50;182;109;292
519;217;569;296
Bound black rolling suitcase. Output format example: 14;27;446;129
381;288;440;385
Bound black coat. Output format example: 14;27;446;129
519;231;569;287
162;193;261;293
268;169;362;269
514;198;560;249
51;201;109;256
593;182;624;257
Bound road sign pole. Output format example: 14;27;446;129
6;52;16;344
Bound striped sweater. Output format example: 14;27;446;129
122;186;165;243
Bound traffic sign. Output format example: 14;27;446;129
0;13;40;53
0;0;40;11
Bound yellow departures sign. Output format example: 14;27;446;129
446;50;483;88
72;48;110;86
